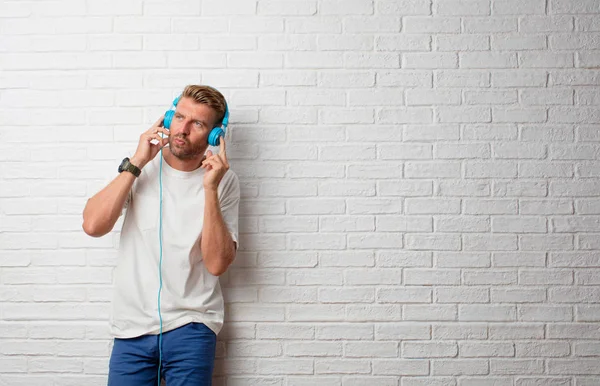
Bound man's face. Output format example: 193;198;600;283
167;97;218;160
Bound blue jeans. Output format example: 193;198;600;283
108;322;217;386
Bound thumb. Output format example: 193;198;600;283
205;150;213;158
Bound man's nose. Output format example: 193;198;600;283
176;121;191;135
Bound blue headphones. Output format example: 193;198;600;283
162;94;230;146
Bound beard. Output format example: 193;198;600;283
168;134;204;160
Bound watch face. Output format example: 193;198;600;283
118;158;129;173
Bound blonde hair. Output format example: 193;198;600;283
181;85;227;127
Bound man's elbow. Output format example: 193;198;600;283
206;265;227;277
205;252;236;277
82;219;108;238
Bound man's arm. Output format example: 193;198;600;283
82;165;138;237
199;137;238;276
201;189;237;276
82;116;169;237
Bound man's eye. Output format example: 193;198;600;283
195;121;202;127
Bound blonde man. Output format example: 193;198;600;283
83;85;239;386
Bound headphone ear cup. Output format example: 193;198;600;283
208;128;224;146
163;110;175;129
163;95;181;129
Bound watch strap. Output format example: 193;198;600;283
120;157;141;177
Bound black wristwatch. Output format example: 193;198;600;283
118;157;141;177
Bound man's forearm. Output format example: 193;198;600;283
201;189;236;276
82;170;136;237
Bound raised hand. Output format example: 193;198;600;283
131;115;170;168
200;136;229;192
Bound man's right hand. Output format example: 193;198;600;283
131;115;170;169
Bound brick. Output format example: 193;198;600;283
347;305;404;321
436;287;489;303
519;52;574;68
404;53;458;69
319;71;375;87
518;306;574;322
343;17;400;33
405;234;461;251
464;90;517;105
345;52;400;68
491;359;544;375
550;0;600;14
286;342;342;357
378;287;432;303
403;342;458;357
320;287;375;303
404;17;461;33
492;35;547;50
436;143;490;160
464;17;517;33
377;0;431;15
258;359;313;375
288;304;345;322
287;17;342;33
379;70;432;87
373;359;429;375
377;35;431;51
258;1;316;15
377;251;432;268
493;0;546;15
321;216;375;232
317;324;373;340
257;324;314;340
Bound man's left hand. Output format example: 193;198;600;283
201;136;229;193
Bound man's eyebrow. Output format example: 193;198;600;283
176;111;208;125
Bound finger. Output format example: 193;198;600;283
148;126;169;136
202;155;219;166
153;115;165;128
219;135;226;158
201;155;210;168
146;117;165;135
215;154;229;169
150;133;164;144
202;157;223;169
144;133;156;143
204;153;229;169
201;159;213;170
205;153;226;164
205;150;213;158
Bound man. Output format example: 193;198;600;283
82;85;239;385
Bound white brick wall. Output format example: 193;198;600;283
1;0;599;384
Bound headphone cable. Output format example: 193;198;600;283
157;145;165;385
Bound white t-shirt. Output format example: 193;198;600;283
110;153;240;339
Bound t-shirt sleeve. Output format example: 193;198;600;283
218;170;240;250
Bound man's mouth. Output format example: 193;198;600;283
174;138;186;146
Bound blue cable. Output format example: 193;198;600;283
157;146;164;385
